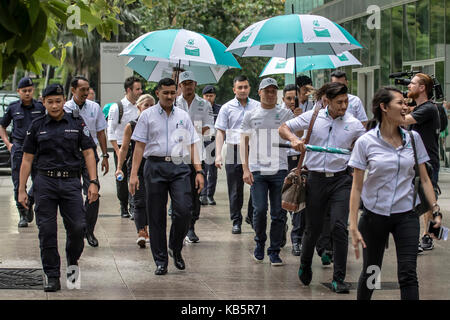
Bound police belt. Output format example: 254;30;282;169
309;169;348;178
148;156;190;163
38;169;81;178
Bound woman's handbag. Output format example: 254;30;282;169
281;105;321;212
409;131;433;216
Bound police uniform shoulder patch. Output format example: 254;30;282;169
83;126;90;137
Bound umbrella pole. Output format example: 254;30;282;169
291;4;299;110
174;59;181;106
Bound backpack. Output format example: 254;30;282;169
437;103;448;133
117;101;124;124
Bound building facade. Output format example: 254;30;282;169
286;0;450;122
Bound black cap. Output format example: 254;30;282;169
18;77;34;89
202;85;216;95
296;75;312;88
42;84;64;98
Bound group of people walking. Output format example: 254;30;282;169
0;69;444;299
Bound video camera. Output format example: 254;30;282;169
389;70;444;101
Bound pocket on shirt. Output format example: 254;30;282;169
37;134;53;152
12;113;24;128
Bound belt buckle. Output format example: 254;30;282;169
56;171;61;177
292;156;298;160
164;156;171;162
325;172;334;178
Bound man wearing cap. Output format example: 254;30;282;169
176;71;214;243
200;85;221;206
241;78;293;265
64;75;109;247
215;75;258;234
18;84;99;292
129;78;204;276
0;77;46;227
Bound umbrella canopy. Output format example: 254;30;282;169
120;29;241;68
227;14;362;58
260;51;361;77
126;56;231;84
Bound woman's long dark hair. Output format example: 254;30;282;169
366;87;403;130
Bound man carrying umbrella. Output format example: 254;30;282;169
278;82;365;293
176;71;214;243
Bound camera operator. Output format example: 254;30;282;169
402;73;441;252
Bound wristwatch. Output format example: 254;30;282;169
196;170;206;177
89;179;100;188
102;153;109;158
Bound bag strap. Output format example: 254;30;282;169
295;105;322;172
408;130;420;211
117;101;124;124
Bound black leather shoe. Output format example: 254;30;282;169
169;249;185;270
26;204;34;223
86;232;99;247
18;212;28;228
44;277;61;292
292;243;301;256
207;196;216;205
232;224;241;234
199;195;208;206
154;265;168;275
120;204;130;218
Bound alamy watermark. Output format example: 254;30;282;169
66;265;81;289
67;5;81;30
366;5;381;30
366;265;381;290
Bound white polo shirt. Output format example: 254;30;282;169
131;103;199;159
107;97;139;145
64;98;107;145
176;94;215;140
347;94;368;122
215;97;260;145
285;107;366;172
241;105;293;173
349;126;429;216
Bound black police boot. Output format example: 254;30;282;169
26;202;34;223
199;195;208;206
169;249;185;270
86;232;99;247
18;209;28;228
206;196;216;205
120;203;130;218
44;277;61;292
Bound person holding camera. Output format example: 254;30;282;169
402;73;441;252
349;87;442;300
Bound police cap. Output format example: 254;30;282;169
42;84;65;98
202;85;216;95
18;77;34;89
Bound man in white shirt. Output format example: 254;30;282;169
279;82;365;293
215;75;259;234
107;76;142;218
64;76;109;247
241;78;293;266
176;71;214;243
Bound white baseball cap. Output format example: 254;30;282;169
179;71;196;84
259;77;278;90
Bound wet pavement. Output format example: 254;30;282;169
0;157;449;300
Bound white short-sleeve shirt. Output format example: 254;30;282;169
347;94;368;122
241;105;293;173
107;97;139;145
131;103;200;158
285;107;366;172
349;126;430;216
215;97;260;145
64;98;107;145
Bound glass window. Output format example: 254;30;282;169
380;9;390;85
391;6;403;73
352;72;358;95
403;4;416;62
360;17;370;66
435;61;445;98
446;0;450;45
416;0;430;60
351;18;361;63
430;0;445;58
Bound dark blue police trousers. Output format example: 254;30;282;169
81;156;99;235
144;159;192;268
11;142;35;211
34;174;86;278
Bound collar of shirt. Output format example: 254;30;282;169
158;104;175;116
44;112;70;125
20;99;36;109
228;96;251;108
374;124;408;148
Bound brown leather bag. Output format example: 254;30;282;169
281;105;321;212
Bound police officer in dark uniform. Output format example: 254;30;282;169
0;77;45;227
200;85;221;206
18;84;99;292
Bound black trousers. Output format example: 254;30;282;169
34;174;85;278
301;172;352;281
201;140;218;198
144;160;192;268
357;208;420;300
224;144;253;226
189;163;202;229
81;152;99;235
130;159;147;232
113;146;132;211
11;142;35;211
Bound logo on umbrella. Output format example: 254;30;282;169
275;60;288;69
239;27;256;43
313;20;331;38
337;54;349;61
185;39;200;57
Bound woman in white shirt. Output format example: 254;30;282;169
348;87;443;300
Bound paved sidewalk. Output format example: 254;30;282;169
0;165;449;300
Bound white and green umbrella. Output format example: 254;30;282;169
120;28;241;70
125;56;232;84
260;51;361;77
227;14;362;58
